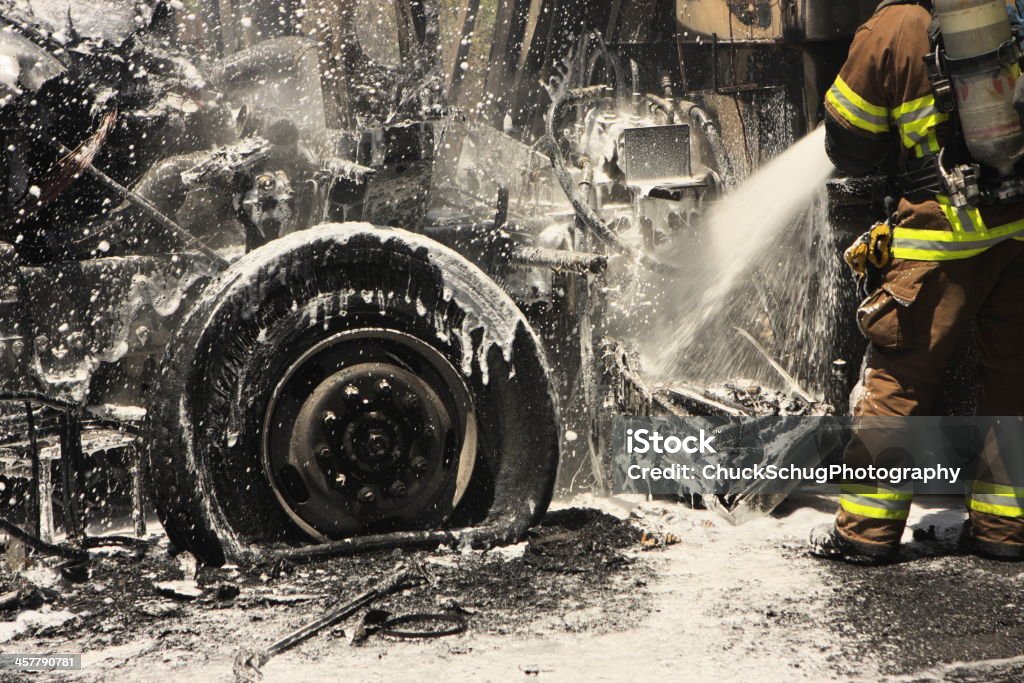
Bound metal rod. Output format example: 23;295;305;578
46;139;227;267
508;246;608;275
25;402;39;537
131;438;146;538
734;327;816;404
235;567;422;679
58;412;85;546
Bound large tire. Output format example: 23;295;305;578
146;223;560;565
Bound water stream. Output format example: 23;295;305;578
640;126;840;396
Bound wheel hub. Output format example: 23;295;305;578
262;329;476;541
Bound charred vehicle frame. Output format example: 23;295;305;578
0;0;882;565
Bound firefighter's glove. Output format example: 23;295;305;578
844;222;892;281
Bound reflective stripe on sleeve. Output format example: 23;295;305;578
826;76;891;134
894;94;948;150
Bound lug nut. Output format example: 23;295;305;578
357;487;376;503
334;472;347;487
410;456;428;474
376;378;392;397
322;411;337;429
389;480;407;498
343;383;360;401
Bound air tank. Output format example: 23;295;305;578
934;0;1024;176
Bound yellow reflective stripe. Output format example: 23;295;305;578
968;498;1024;518
835;76;889;117
970;481;1024;496
899;113;949;149
970;493;1024;508
894;94;948;149
892;93;934;118
841;492;912;510
892;215;1024;260
936;194;985;233
841;484;913;499
913;131;940;158
840;496;911;520
826;76;890;134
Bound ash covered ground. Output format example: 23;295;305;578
0;505;654;681
3;497;1024;681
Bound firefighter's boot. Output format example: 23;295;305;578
959;517;1024;561
808;524;899;565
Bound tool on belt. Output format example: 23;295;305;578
844;197;895;295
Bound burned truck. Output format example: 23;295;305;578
0;0;878;565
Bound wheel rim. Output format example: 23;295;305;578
262;328;477;541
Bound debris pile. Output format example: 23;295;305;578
0;508;655;665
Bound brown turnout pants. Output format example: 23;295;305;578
836;240;1024;551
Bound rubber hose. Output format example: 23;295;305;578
129;152;206;216
0;517;87;560
680;101;732;180
644;94;676;124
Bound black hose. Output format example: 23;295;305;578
129;153;207;216
543;87;677;274
0;517;87;560
680;101;733;181
584;34;627;101
644;94;676;124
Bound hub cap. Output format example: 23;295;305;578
262;329;477;541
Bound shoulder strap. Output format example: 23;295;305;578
875;0;930;14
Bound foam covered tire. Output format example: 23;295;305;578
146;223;560;565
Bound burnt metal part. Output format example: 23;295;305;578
263;332;476;541
17;254;214;402
233;565;424;681
620;124;691;184
507;246;608;275
146;225;560;565
542;87;676;274
379;612;468;639
0;390;147;556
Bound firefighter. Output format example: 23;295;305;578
810;0;1024;563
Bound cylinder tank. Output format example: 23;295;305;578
934;0;1024;175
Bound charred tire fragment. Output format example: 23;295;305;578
146;223;560;565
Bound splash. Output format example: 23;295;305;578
644;126;839;395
